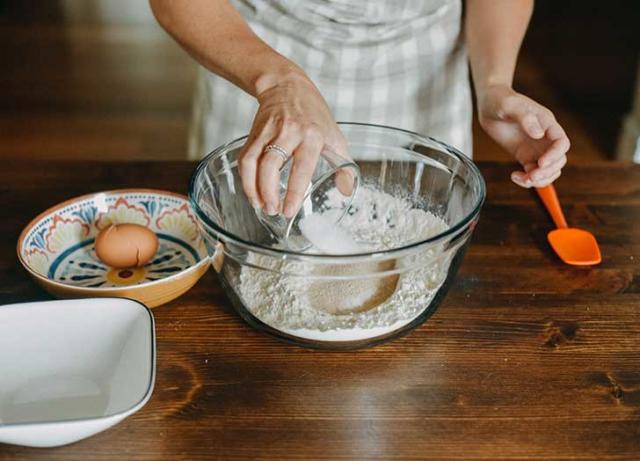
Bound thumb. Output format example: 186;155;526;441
519;113;545;139
510;162;536;188
501;96;545;139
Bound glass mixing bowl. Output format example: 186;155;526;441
189;123;486;350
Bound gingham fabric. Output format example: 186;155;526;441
188;0;472;159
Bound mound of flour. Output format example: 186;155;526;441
237;185;451;341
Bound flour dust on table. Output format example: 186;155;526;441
238;185;451;341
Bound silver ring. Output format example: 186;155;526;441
264;144;289;162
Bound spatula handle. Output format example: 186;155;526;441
536;185;568;229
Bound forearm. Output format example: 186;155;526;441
149;0;303;96
465;0;534;98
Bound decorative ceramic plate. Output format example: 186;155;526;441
18;189;210;308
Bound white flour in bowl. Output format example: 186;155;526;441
237;185;451;342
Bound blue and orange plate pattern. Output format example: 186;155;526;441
17;190;210;307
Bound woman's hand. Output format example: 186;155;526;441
238;71;348;218
478;84;570;188
150;1;350;219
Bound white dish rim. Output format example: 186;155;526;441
0;297;156;428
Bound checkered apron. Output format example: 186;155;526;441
188;0;472;159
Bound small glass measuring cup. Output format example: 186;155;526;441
255;148;360;252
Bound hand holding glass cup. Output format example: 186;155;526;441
254;144;360;252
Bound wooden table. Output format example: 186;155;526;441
1;160;639;460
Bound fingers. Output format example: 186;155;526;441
258;135;299;215
512;152;566;189
326;132;351;160
488;89;571;189
499;95;545;139
325;136;356;197
520;113;545;139
511;162;537;188
530;154;567;183
512;100;569;188
537;124;570;168
531;169;562;188
238;112;346;218
335;167;357;196
283;134;324;218
238;129;272;209
511;171;530;188
527;119;569;187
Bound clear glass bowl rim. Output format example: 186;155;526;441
188;122;487;261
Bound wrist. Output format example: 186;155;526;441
253;64;309;97
475;81;515;110
474;77;513;101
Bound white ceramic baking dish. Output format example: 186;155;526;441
0;298;155;447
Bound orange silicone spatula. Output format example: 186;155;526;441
536;185;601;266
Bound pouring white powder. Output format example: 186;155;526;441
298;213;364;255
237;185;451;341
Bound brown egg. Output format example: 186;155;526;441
95;224;159;268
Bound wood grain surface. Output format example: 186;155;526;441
1;160;639;460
